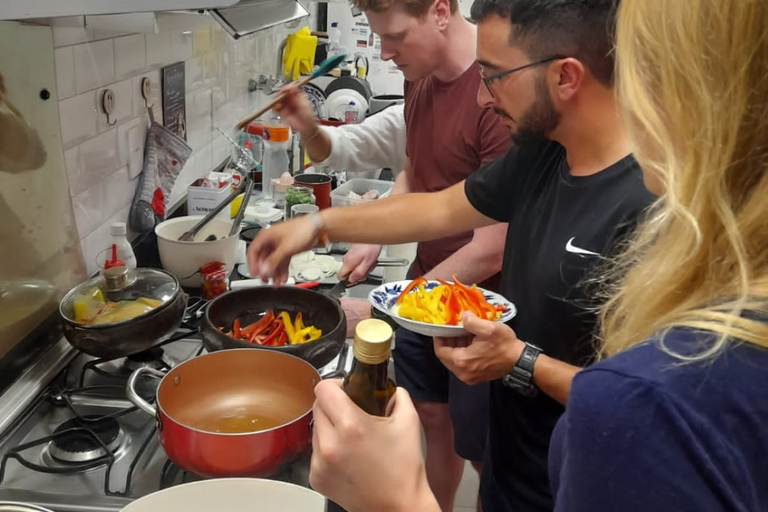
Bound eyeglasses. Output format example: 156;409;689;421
480;55;565;97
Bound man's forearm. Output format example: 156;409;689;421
301;127;332;163
532;356;581;405
318;182;492;246
390;169;410;195
424;223;506;284
424;239;502;284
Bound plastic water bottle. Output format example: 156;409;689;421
344;101;359;124
109;222;137;269
262;118;291;199
329;23;341;56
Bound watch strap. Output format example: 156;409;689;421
503;343;542;396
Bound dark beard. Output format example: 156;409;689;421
510;78;561;147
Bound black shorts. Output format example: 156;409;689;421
392;327;489;462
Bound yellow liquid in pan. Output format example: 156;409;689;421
193;412;285;434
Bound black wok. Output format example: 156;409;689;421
201;286;346;369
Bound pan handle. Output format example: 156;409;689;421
126;367;165;416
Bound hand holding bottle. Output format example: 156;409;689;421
309;380;440;512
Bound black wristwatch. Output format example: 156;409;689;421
503;342;542;396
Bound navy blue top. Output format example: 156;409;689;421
549;327;768;512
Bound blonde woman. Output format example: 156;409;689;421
547;0;768;510
305;0;768;510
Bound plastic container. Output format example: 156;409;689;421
328;23;341;55
330;178;394;207
344;101;359;124
109;222;137;269
262;119;291;199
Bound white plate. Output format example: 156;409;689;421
368;280;517;338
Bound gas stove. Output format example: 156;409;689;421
0;329;340;512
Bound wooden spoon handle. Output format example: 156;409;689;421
234;76;312;131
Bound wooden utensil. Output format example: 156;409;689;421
234;54;346;131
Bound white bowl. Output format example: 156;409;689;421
120;478;325;512
155;216;239;287
368;280;517;338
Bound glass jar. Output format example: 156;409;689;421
284;185;315;220
200;261;228;300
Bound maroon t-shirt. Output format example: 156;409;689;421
404;61;511;290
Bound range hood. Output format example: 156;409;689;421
209;0;309;39
0;0;238;19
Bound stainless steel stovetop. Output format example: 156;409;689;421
0;331;344;512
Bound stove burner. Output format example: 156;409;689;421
124;347;168;372
49;416;124;464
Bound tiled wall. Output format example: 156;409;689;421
46;14;296;275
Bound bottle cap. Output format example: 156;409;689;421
353;319;393;365
110;222;127;236
264;125;290;143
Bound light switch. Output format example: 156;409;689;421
127;126;144;179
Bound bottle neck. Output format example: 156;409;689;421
349;357;390;385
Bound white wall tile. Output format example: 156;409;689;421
59;91;97;148
131;70;162;118
171;31;194;62
54;47;76;100
185;57;204;91
196;144;213;175
63;146;81;196
50;16;91;48
212;135;231;169
193;27;211;56
145;32;173;69
117;116;149;169
96;79;134;132
114;34;146;80
72;166;135;239
77;129;120;191
73;40;115;94
203;52;220;85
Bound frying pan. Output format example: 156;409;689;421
200;286;346;369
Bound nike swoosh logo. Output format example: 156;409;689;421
565;237;601;257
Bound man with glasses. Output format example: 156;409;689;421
249;0;654;510
276;0;510;510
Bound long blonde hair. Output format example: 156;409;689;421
600;0;768;359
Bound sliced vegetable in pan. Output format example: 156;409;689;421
220;310;322;346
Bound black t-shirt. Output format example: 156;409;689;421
464;140;655;512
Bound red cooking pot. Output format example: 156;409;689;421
126;349;319;477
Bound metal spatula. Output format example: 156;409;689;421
177;180;245;242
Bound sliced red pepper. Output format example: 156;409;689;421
242;311;274;337
275;331;288;347
395;277;428;304
232;318;241;339
444;287;462;325
261;321;285;346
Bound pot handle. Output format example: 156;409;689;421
126;367;165;416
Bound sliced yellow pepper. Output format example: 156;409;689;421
280;311;296;344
